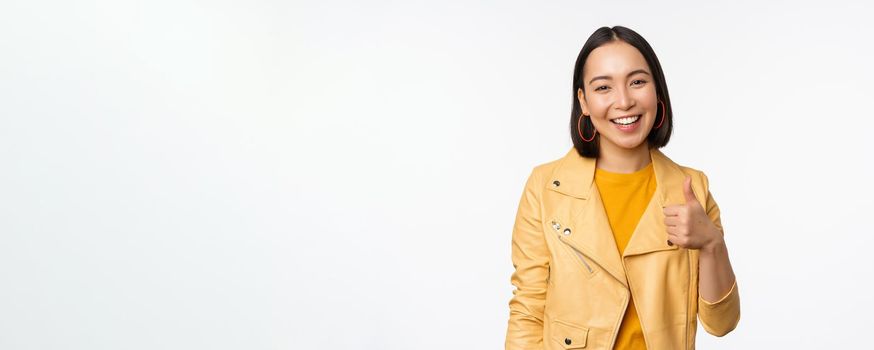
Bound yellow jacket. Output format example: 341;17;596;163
505;147;740;350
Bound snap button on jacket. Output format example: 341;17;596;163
505;147;740;350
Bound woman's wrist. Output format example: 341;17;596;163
701;230;726;255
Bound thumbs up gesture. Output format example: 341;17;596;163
662;176;723;251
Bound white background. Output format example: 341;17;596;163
2;0;873;349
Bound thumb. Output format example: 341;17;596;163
683;175;697;203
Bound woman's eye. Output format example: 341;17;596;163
594;86;608;91
632;79;647;86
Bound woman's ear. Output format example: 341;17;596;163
577;88;589;116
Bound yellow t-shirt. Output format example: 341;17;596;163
594;161;657;350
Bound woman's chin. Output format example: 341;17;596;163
600;134;648;151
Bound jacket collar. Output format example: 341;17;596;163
545;146;691;286
547;146;688;208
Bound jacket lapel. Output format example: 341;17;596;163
545;147;690;286
623;148;687;257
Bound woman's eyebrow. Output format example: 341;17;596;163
588;69;651;85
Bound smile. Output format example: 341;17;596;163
610;115;641;125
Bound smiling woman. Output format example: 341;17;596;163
571;28;673;163
505;26;740;350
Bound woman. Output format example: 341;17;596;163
505;26;740;350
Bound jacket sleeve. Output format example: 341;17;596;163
696;172;741;337
505;168;550;350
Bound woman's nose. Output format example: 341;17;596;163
614;86;635;110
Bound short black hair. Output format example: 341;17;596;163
570;26;673;158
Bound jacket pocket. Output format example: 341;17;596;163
551;319;589;349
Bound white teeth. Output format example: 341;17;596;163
611;115;641;125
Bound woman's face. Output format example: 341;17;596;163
578;40;658;152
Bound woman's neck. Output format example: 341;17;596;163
596;142;652;174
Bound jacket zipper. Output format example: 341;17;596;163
620;258;651;348
552;226;627;348
557;235;593;273
608;275;630;349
